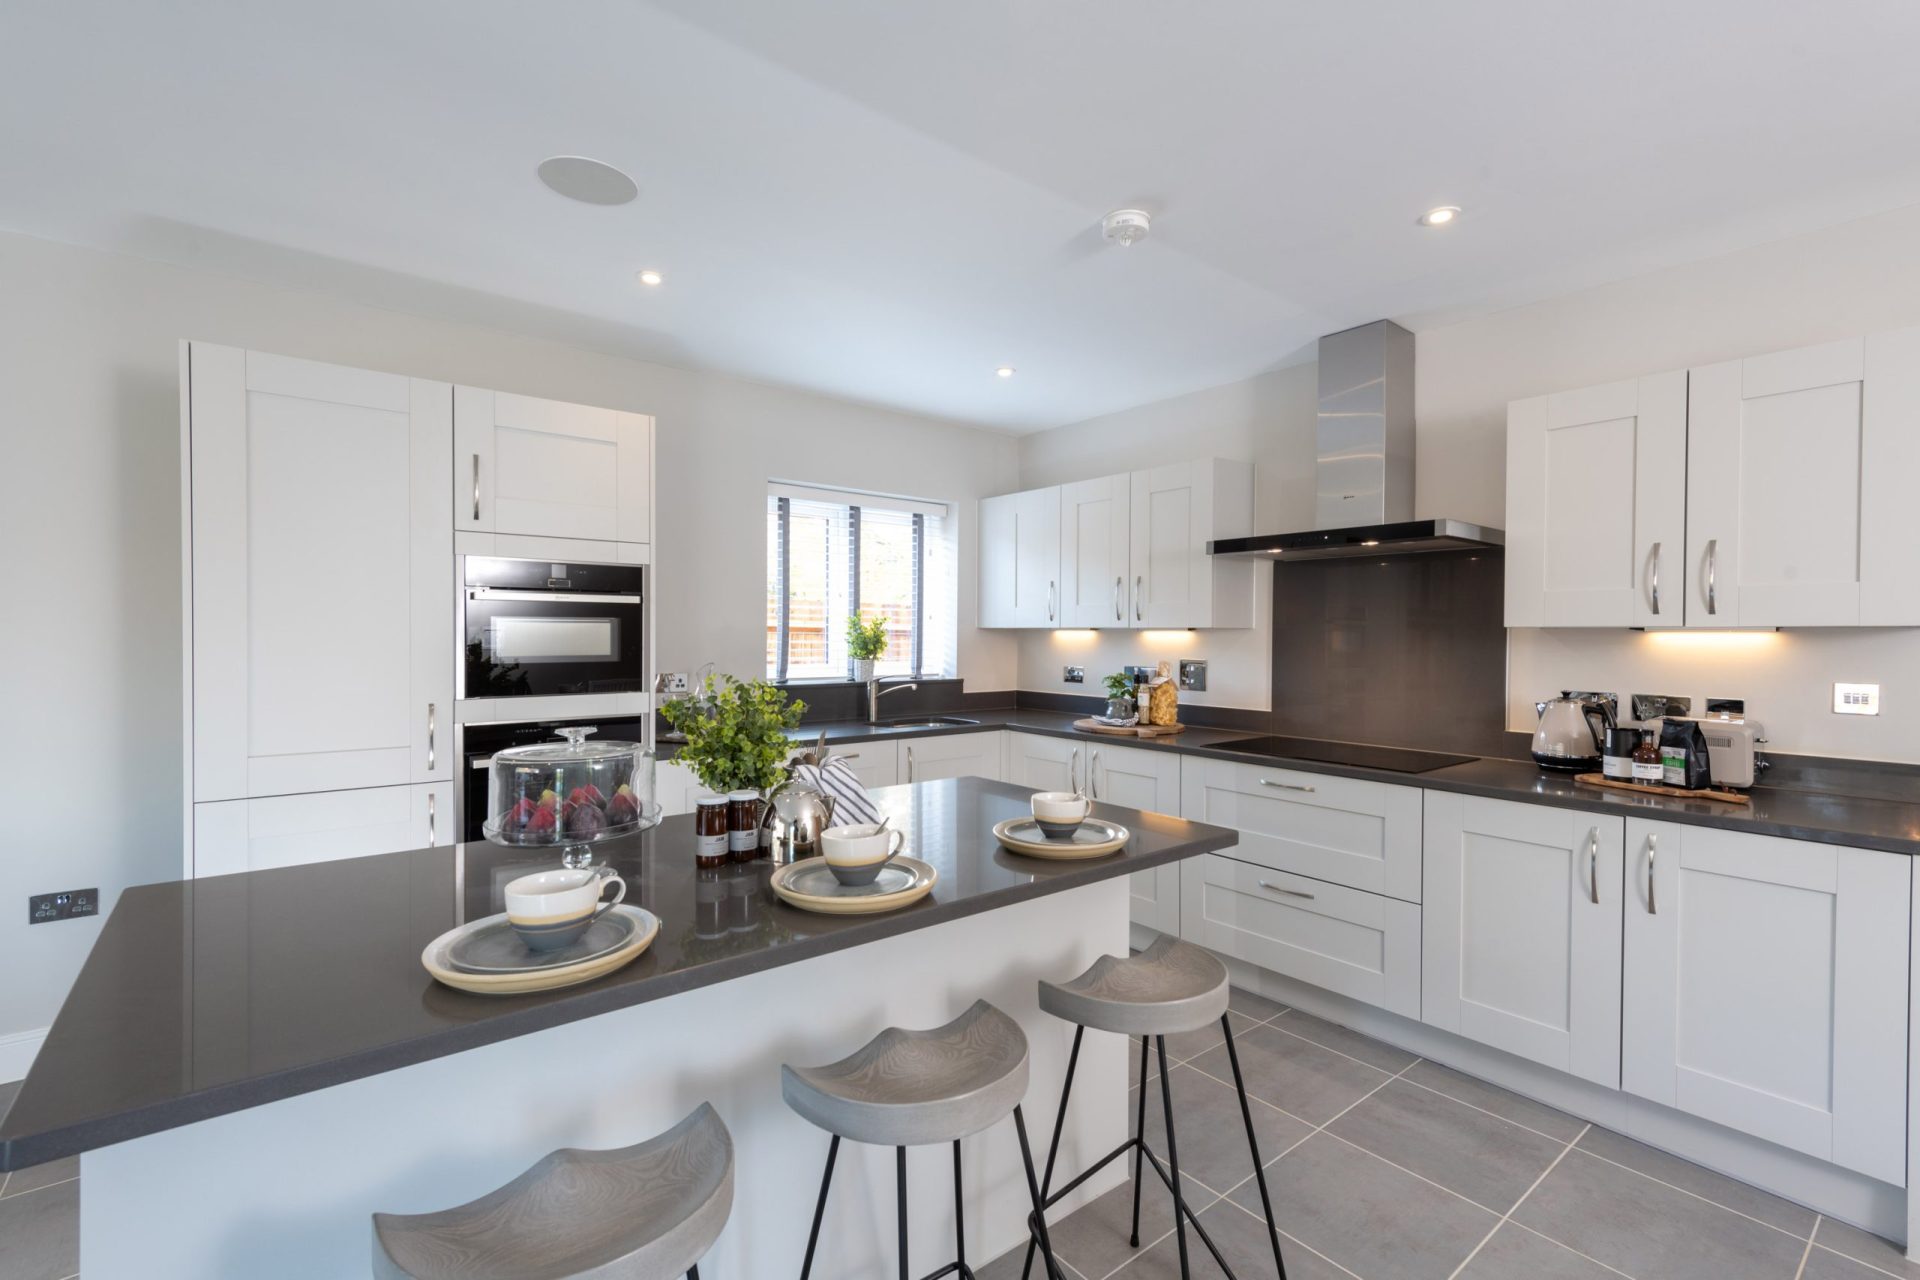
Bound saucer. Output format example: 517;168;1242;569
993;817;1130;859
421;906;659;995
447;910;639;974
770;856;938;915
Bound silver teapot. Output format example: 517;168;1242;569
762;763;838;866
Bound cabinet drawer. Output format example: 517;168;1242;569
1180;758;1423;901
1182;854;1420;1019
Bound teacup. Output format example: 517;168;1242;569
504;866;626;952
1030;791;1092;841
819;823;906;886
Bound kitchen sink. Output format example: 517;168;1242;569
878;716;980;730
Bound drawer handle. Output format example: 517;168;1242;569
1648;542;1661;616
426;701;436;771
1259;778;1316;793
1588;829;1600;905
1646;833;1658;915
427;792;437;846
905;745;914;783
1257;880;1315;900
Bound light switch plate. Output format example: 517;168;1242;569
1834;683;1880;715
1063;666;1085;684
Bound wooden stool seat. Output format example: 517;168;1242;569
1039;936;1230;1037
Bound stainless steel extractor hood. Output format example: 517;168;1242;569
1208;320;1503;560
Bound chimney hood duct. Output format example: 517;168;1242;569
1208;319;1503;560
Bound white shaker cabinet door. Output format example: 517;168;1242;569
1622;821;1909;1183
191;782;453;878
454;386;653;546
1422;794;1624;1088
1004;732;1082;793
1058;474;1131;628
978;488;1061;628
187;344;453;805
1086;742;1182;936
1505;371;1687;627
898;731;1003;784
1686;326;1920;626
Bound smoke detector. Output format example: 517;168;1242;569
1102;208;1152;247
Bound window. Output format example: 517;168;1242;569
766;483;956;681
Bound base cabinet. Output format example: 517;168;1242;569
1005;733;1083;793
1423;794;1624;1088
1622;820;1910;1183
1087;742;1182;936
1182;854;1420;1018
192;782;453;879
899;731;1003;784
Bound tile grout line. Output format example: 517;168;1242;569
1503;1221;1640;1279
1265;1008;1425;1074
1568;1143;1816;1242
1391;1071;1579;1145
0;1173;78;1201
1806;1238;1920;1280
1445;1121;1592;1280
1793;1215;1822;1280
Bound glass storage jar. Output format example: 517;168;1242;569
483;726;658;866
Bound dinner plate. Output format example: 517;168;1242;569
446;910;639;974
992;817;1130;860
770;856;938;915
422;905;659;995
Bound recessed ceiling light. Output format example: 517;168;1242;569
996;366;1016;378
637;269;663;287
537;156;639;206
1417;205;1461;227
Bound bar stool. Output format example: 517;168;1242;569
372;1102;733;1280
783;999;1063;1280
1024;936;1288;1279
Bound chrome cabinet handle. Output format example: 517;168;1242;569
1259;778;1316;793
1258;880;1315;900
427;702;436;771
1135;574;1144;622
471;454;481;521
1706;539;1718;615
1646;833;1658;915
1114;576;1123;622
905;745;914;783
838;752;860;761
427;792;437;846
1090;750;1102;800
1648;542;1661;616
1069;747;1080;793
1587;829;1600;905
1047;580;1056;623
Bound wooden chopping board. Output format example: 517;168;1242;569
1074;718;1188;738
1573;773;1750;805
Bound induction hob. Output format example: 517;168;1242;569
1211;735;1476;775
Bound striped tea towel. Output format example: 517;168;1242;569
795;758;881;828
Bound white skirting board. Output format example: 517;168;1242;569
1216;952;1911;1247
80;878;1131;1280
0;1028;47;1084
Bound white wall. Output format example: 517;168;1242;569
1014;363;1318;709
0;230;1019;1051
1418;202;1920;762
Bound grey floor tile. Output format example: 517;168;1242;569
1813;1219;1920;1278
0;1156;76;1200
0;1177;78;1280
1160;1010;1259;1066
1129;1036;1161;1084
1039;1177;1218;1280
1226;986;1287;1023
0;1080;18;1117
1113;1197;1356;1278
1136;1064;1313;1202
1576;1125;1819;1236
1804;1243;1906;1280
1268;1009;1419;1073
1327;1078;1566;1212
1513;1148;1808;1279
1456;1222;1624;1279
1185;1022;1390;1126
1398;1060;1586;1142
1227;1131;1497;1280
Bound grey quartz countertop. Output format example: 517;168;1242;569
0;778;1236;1172
772;709;1920;855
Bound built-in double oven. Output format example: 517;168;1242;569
462;556;647;699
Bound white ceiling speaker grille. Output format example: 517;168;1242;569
1102;208;1152;247
537;156;639;206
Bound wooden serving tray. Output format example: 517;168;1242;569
1573;773;1751;806
1073;718;1188;738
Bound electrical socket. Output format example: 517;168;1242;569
1834;683;1881;715
29;888;98;925
1062;666;1085;684
664;672;691;695
1178;660;1208;692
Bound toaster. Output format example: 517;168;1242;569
1680;715;1770;788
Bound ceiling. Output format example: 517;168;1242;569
4;1;1918;431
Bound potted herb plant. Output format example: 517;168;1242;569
662;676;807;844
1102;672;1138;721
847;613;890;683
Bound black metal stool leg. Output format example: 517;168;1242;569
798;1134;839;1280
953;1139;966;1271
1020;1024;1084;1280
1155;1035;1193;1278
898;1145;910;1280
1222;1014;1289;1279
1014;1105;1066;1280
687;1268;700;1280
1129;1032;1150;1247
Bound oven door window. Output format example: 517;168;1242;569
466;595;645;696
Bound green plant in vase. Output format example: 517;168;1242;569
662;675;806;795
846;613;890;682
1102;672;1138;721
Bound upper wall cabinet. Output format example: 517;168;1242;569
186;343;454;802
1686;327;1920;627
1506;372;1686;627
979;486;1062;627
980;459;1254;629
454;386;654;545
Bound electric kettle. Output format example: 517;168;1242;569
1531;692;1617;771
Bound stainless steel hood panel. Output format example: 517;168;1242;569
1209;519;1503;560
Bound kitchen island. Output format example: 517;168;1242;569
0;777;1237;1279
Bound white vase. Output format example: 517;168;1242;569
851;658;876;683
